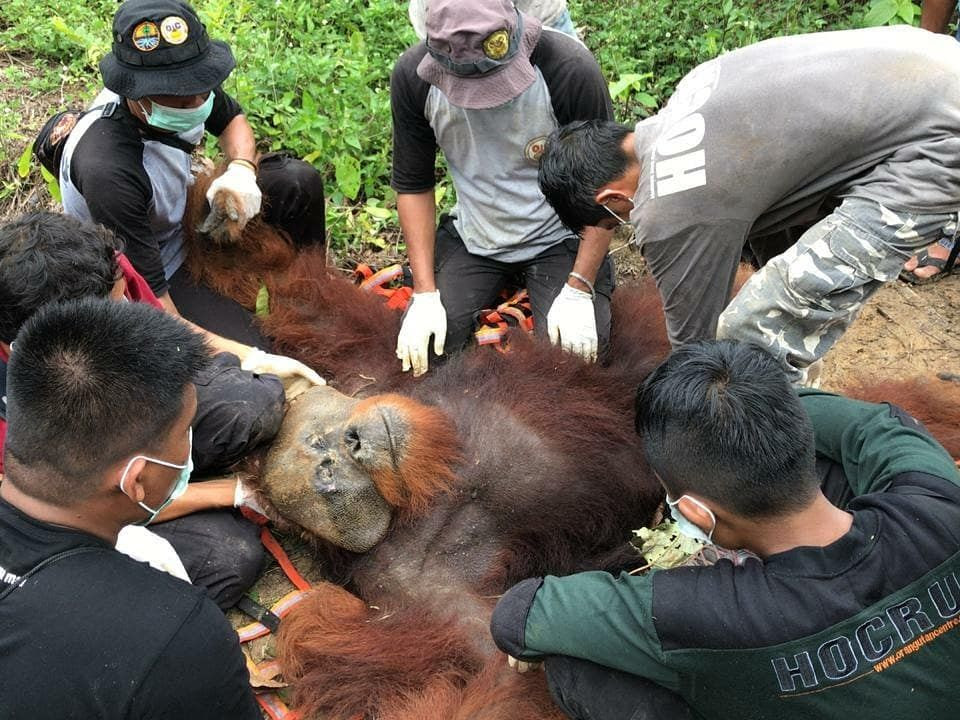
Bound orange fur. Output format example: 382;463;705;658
183;166;301;309
352;394;463;516
842;376;960;459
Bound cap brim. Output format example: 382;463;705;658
100;40;236;99
416;13;543;110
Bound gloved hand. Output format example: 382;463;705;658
205;160;262;227
396;290;446;377
241;348;326;400
547;283;598;363
233;477;266;515
507;655;543;673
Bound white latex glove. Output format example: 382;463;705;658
547;283;598;363
507;655;543;674
233;477;266;515
242;348;326;400
205;161;262;226
396;290;446;377
115;526;190;582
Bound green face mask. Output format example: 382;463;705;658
138;93;214;133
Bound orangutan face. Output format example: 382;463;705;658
262;385;402;552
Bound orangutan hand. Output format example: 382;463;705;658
205;160;262;227
507;655;543;674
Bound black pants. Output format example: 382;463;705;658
545;656;694;720
191;352;285;474
432;216;616;356
169;153;326;346
147;352;282;610
151;510;266;610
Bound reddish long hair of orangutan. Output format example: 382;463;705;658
183;167;300;309
351;394;463;518
277;582;564;720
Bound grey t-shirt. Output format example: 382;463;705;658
391;30;612;262
632;26;960;346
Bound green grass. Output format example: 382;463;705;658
0;0;916;249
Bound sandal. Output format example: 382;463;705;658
899;246;957;285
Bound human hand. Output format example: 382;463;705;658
396;290;446;376
241;348;326;400
233;477;266;515
507;655;542;674
205;160;262;227
547;283;598;362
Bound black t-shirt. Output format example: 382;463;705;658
62;89;242;295
0;498;260;719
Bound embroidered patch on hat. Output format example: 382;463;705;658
524;136;548;163
132;21;161;52
160;16;189;45
483;30;510;60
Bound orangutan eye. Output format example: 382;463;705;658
307;433;327;451
344;427;362;460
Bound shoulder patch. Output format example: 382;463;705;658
524;135;548;164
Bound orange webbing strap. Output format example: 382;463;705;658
259;526;311;592
474;288;534;349
239;507;311;592
354;263;413;312
256;692;299;720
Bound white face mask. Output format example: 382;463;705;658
666;493;716;544
118;428;193;526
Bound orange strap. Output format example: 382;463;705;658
256;692;299;720
239;507;311;592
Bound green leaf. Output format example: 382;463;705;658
255;284;269;317
895;0;917;24
635;92;658;108
364;205;392;220
608;72;645;100
863;0;899;26
16;142;32;178
40;165;61;202
632;521;703;569
334;154;361;200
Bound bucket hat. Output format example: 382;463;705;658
99;0;235;99
416;0;543;110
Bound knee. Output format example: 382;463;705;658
200;514;267;609
192;353;285;472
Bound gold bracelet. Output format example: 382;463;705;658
229;158;258;173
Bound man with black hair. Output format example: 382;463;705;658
536;26;960;383
391;0;616;374
56;0;326;346
0;210;304;609
0;297;260;719
491;339;960;720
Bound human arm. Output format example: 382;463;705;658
132;597;262;719
490;572;681;690
800;389;960;496
391;47;447;375
921;0;956;32
643;222;748;346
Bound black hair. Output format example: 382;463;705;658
4;297;210;505
634;340;818;518
538;119;634;234
0;212;122;344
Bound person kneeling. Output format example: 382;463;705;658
492;340;960;720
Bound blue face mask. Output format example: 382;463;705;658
119;428;193;526
666;493;716;544
138;93;214;133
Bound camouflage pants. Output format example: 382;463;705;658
718;196;958;384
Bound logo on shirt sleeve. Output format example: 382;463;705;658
524;135;548;164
